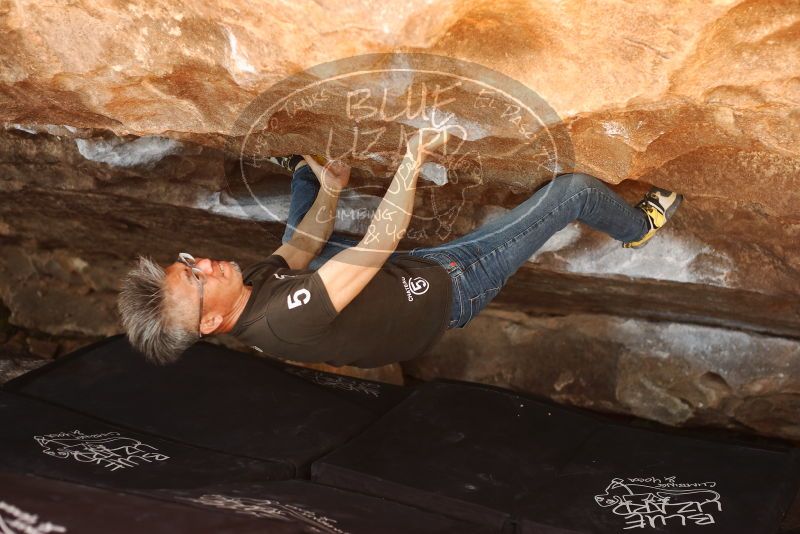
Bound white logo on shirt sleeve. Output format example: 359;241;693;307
287;288;311;309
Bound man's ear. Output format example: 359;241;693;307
200;314;223;335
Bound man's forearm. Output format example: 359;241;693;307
316;129;445;312
359;150;420;254
315;149;422;312
324;149;421;271
288;185;341;257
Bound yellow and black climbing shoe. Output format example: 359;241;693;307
623;187;684;249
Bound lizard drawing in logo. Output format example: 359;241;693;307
35;431;150;460
425;150;484;242
595;478;721;516
34;430;169;471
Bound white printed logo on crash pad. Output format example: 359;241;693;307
34;430;170;472
0;500;66;534
595;476;721;530
187;494;348;534
401;276;429;301
285;367;381;397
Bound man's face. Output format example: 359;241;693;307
163;257;244;334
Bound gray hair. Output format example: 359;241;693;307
117;256;200;364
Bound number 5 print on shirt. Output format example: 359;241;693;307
287;288;311;309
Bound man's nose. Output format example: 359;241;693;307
194;258;214;274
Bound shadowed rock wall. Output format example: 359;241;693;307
0;0;798;439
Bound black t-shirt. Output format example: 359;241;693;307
231;254;452;368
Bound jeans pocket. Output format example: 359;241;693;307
421;252;463;276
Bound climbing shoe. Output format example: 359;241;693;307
268;155;305;173
623;186;684;249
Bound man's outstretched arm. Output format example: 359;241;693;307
272;158;350;270
317;129;448;313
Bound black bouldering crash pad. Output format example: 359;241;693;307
312;381;800;534
514;425;800;534
0;472;497;534
159;479;498;534
0;389;495;533
313;381;605;530
0;473;285;534
5;335;407;475
4;339;798;533
0;391;292;491
274;361;410;414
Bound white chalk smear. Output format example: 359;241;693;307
420;162;449;185
528;222;582;260
602;120;628;138
224;27;256;74
195;189;383;236
398;108;490;142
75;136;183;167
9;123;38;134
528;225;733;286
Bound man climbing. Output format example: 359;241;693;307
118;129;682;367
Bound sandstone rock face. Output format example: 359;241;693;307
403;309;800;440
1;0;798;438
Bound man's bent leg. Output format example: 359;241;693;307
410;173;649;327
282;163;319;244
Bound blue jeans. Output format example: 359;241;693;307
283;165;649;329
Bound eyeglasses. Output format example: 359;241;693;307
177;252;205;335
